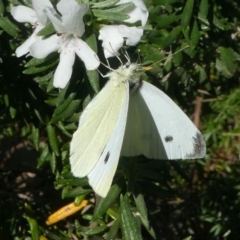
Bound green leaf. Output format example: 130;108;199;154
50;152;57;173
106;216;121;240
155;13;179;28
181;0;194;28
134;193;156;239
93;179;124;220
103;2;134;13
37;145;49;168
50;93;77;123
51;100;80;123
34;71;54;83
62;186;92;198
24;203;40;240
23;58;58;74
0;0;4;15
84;226;108;235
55;177;89;188
92;9;129;21
37;23;55;36
47;124;59;156
92;0;119;9
120;195;142;240
31;126;39;150
87;70;100;93
161;26;182;48
190;19;200;49
0;16;19;36
216;47;237;78
199;0;208;20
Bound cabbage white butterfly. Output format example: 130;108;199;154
70;63;206;197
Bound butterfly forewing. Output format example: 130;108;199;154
122;81;206;159
70;79;128;178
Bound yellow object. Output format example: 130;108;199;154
142;66;153;71
40;236;48;240
46;200;89;225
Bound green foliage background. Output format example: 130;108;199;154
0;0;240;239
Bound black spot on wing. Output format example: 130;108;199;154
104;152;110;164
185;132;206;158
165;136;173;142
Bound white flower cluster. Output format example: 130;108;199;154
11;0;149;89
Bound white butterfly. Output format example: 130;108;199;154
70;63;206;197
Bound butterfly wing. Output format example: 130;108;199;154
88;88;129;197
121;81;206;159
70;78;129;180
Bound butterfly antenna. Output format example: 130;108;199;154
136;49;141;64
108;42;123;66
95;54;114;78
122;49;131;66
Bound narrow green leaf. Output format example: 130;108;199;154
0;16;18;36
47;124;59;156
156;13;179;28
62;186;92;198
55;177;89;188
31;126;39;150
181;0;194;28
74;195;86;206
92;9;129;21
104;2;134;13
37;23;55;36
9;106;17;118
0;0;4;15
216;47;237;78
45;97;58;106
85;226;108;235
190;19;200;49
134;193;156;239
134;193;148;220
199;0;208;19
51;100;80;123
37;146;49;168
23;58;58;74
161;26;182;48
50;152;57;173
87;70;99;93
92;0;119;9
53;93;76;116
34;71;54;83
24;203;40;240
120;195;142;240
93;180;124;220
107;217;121;240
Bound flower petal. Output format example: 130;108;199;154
56;0;87;36
44;7;64;33
54;46;75;88
32;0;53;25
99;26;124;58
11;6;37;24
74;39;100;70
118;25;143;46
117;0;148;26
15;25;43;57
29;34;62;59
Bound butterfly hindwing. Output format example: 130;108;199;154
122;81;206;159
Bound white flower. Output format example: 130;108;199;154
99;0;149;58
117;0;149;26
99;25;143;58
29;0;100;89
11;0;53;57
